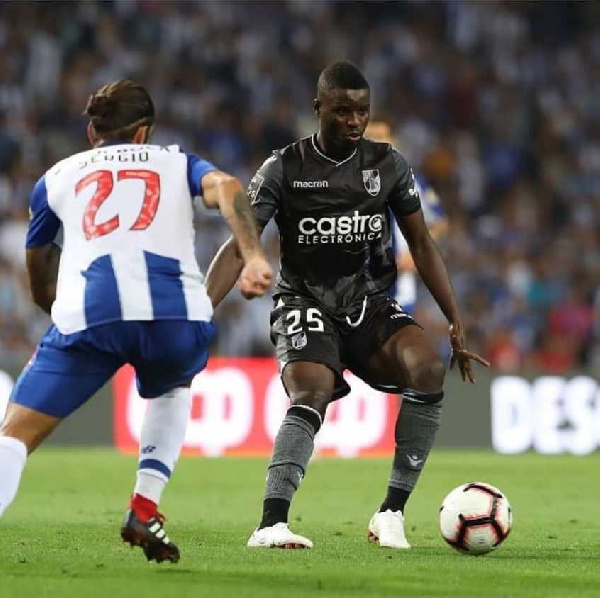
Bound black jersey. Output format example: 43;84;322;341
248;134;421;313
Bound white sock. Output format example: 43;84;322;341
133;387;191;505
134;470;167;505
0;436;27;517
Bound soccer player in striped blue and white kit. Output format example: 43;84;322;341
0;80;272;563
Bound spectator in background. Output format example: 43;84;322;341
0;0;596;372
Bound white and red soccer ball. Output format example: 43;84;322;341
439;482;512;555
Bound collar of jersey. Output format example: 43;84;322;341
311;134;357;167
96;140;134;148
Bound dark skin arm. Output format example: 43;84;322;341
205;236;244;308
395;208;489;382
26;243;61;315
202;171;271;299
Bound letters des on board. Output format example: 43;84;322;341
491;375;600;455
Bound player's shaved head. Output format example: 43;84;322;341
317;61;369;99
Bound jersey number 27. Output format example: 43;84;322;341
75;169;160;240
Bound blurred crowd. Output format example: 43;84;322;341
0;0;598;373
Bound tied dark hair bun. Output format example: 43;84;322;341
84;79;155;139
86;93;114;118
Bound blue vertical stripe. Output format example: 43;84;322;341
83;255;122;327
144;251;187;319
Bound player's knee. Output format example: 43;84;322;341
290;391;332;419
408;355;445;394
0;404;60;454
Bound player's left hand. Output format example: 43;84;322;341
448;322;490;383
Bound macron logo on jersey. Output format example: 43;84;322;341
292;180;329;189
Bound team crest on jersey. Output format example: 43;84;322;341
247;173;265;202
291;331;308;350
362;169;381;196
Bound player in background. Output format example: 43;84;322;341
364;119;448;314
0;80;272;562
206;62;488;550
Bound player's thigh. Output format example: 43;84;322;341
8;325;123;446
271;295;348;406
133;320;216;398
366;325;445;393
346;296;444;394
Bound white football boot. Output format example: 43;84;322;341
247;522;313;549
368;509;411;549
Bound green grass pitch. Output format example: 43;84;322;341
1;449;599;598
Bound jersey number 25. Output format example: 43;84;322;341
75;169;160;240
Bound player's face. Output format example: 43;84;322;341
317;88;370;154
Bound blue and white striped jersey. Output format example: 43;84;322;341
27;143;216;334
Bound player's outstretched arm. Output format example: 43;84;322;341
26;243;61;315
205;236;243;308
396;209;490;382
202;171;272;303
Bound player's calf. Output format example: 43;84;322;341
0;404;61;518
0;435;27;517
258;404;323;529
120;387;190;563
372;389;443;550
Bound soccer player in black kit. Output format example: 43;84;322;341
207;61;489;549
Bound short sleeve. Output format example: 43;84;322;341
186;153;218;197
247;152;283;230
26;175;61;248
387;149;421;217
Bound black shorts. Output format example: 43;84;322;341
270;292;420;399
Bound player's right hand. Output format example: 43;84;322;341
449;322;490;383
238;255;273;299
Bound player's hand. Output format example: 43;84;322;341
448;322;490;383
238;255;273;300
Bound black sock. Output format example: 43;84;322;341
380;486;410;514
259;497;291;529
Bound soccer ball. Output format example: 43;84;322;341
439;482;512;555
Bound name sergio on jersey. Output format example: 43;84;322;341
298;210;384;244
